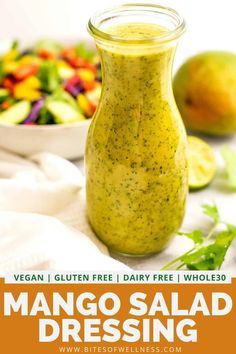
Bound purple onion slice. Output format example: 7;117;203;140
22;98;45;124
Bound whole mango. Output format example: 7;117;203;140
173;51;236;136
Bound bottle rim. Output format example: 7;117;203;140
88;3;186;45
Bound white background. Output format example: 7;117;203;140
0;0;236;69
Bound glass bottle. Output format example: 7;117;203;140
86;4;188;256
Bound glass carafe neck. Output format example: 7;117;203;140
98;43;176;98
88;4;185;46
88;4;185;100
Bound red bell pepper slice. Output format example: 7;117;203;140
13;64;39;81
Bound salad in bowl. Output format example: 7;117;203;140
0;39;101;158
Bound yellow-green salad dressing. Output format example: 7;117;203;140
85;23;188;256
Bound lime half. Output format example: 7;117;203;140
188;136;217;190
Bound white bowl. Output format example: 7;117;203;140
0;38;95;160
0;119;91;159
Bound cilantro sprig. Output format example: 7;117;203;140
161;203;236;271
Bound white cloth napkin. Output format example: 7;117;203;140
0;149;128;272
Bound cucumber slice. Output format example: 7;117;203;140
0;88;10;102
188;136;217;191
0;100;31;124
46;101;85;124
